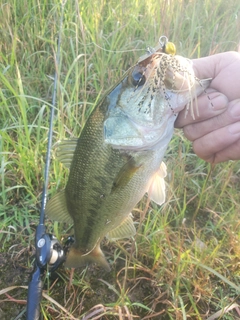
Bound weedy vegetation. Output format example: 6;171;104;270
0;0;240;319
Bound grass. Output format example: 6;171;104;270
0;0;240;318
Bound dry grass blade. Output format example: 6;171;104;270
81;304;139;320
81;304;105;320
141;309;166;319
42;291;79;320
206;303;240;320
0;285;28;296
0;285;78;319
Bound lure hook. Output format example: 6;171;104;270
159;35;169;49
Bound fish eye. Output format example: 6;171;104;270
131;70;146;87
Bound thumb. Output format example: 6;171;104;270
192;52;240;100
192;55;219;80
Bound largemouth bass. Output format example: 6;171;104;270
45;37;210;271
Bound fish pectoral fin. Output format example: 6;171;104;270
65;244;110;271
147;162;167;205
112;157;142;191
106;214;136;241
45;190;73;224
55;138;78;168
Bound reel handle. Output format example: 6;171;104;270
26;266;43;320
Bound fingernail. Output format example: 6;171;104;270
209;93;228;110
229;100;240;119
228;121;240;134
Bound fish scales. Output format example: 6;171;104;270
66;92;157;250
45;39;211;270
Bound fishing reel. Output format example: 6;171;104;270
35;224;75;273
26;227;68;319
35;227;66;272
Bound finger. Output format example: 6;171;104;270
193;52;240;100
210;139;240;163
192;120;240;163
182;99;240;141
175;91;228;128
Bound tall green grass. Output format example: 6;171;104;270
0;0;240;319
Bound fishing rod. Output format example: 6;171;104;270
26;1;67;319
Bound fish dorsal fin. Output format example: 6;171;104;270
56;138;78;168
147;162;167;205
45;190;73;224
106;214;136;241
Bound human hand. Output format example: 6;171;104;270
175;51;240;163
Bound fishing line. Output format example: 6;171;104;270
26;1;66;319
92;41;145;54
39;1;66;224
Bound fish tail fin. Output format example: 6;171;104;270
65;245;110;272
